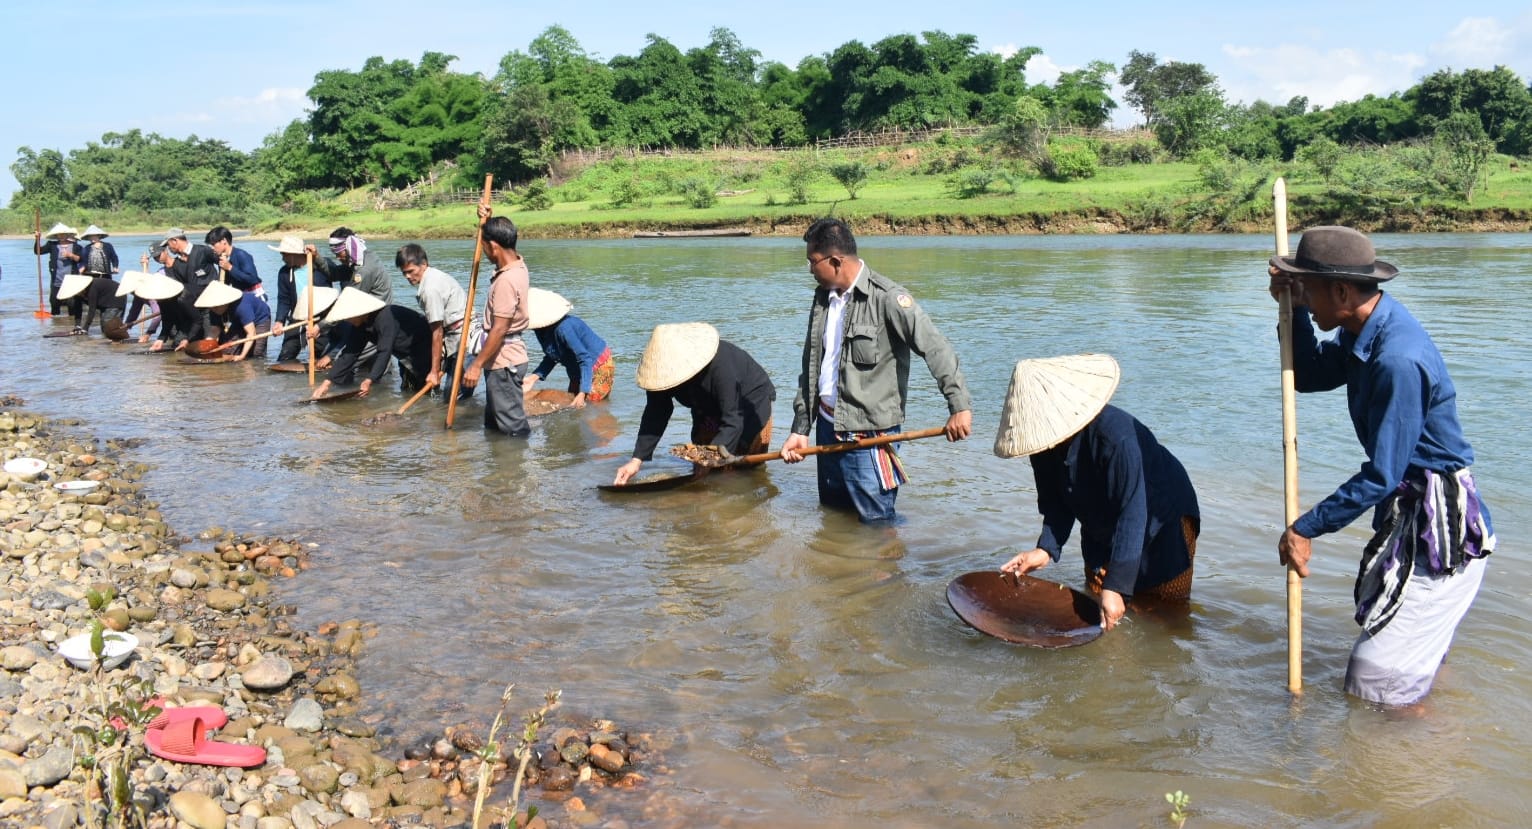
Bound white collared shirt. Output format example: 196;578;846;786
817;261;864;411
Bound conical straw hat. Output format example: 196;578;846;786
195;280;242;308
636;323;720;391
44;222;76;239
56;273;93;300
116;271;148;297
134;273;185;301
267;235;305;254
296;286;339;317
324;287;385;322
526;288;572;330
993;354;1120;458
81;224;109;239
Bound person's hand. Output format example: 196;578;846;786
315;355;332;370
218;256;231;272
137;334;149;344
34;231;41;240
521;373;538;392
945;409;972;441
1000;547;1051;577
1099;589;1126;631
356;378;373;398
172;339;187;352
149;340;164;352
305;323;319;341
1279;525;1312;578
477;203;493;222
311;380;331;400
613;458;643;485
1269;267;1307;304
271;321;285;336
225;354;244;362
781;433;811;463
462;363;482;389
571;392;587;409
425;369;441;390
304;244;318;258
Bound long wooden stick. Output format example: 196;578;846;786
213;328;280;351
127;312;161;330
33;208;51;318
395;382;434;415
446;174;495;428
306;250;316;387
1274;177;1302;695
691;427;948;467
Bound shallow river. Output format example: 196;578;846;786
2;231;1529;827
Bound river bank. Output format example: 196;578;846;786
0;399;665;829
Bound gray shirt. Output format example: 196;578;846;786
791;264;971;435
414;266;467;354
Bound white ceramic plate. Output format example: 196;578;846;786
57;631;138;670
53;480;100;494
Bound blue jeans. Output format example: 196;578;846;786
815;415;900;523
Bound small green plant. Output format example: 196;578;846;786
74;586;162;829
469;683;563;829
1165;789;1191;827
827;161;869;199
947;167;997;198
607;177;644;209
784;154;821;205
514;180;553;212
675;177;719;209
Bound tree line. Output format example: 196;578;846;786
10;25;1532;218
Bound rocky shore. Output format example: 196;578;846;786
0;401;669;829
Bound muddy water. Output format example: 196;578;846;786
2;232;1529;827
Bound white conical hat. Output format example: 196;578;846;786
115;271;148;297
993;354;1120;458
267;235;305;254
195;280;242;308
324;287;385;322
81;224;109;239
44;222;77;239
56;273;92;300
635;323;720;391
526;288;572;330
295;286;339;317
134;273;185;301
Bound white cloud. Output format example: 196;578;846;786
210;87;310;124
1431;17;1516;67
1022;53;1064;86
1219;44;1427;108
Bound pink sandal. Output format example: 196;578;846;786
144;717;266;768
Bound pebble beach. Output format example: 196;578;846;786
0;399;664;829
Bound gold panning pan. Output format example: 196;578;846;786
946;571;1103;648
183;338;222;359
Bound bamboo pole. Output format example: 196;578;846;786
33;209;51;318
306;250;316;387
1274;177;1303;696
445;174;494;429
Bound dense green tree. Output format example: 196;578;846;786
1045;61;1117;128
1153;89;1228;156
610;35;708;146
1119;50;1217;127
9;147;70;211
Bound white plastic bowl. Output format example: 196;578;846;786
3;457;46;482
57;631;138;670
53;480;100;495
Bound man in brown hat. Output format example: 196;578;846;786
1268;225;1495;707
781;217;973;523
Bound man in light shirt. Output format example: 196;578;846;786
781;218;973;523
396;243;469;397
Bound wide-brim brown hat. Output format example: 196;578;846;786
994;354;1120;458
296;286;340;317
56;273;93;300
324;287;385;322
1269;225;1398;282
115;271;147;298
636;323;719;391
526;288;572;329
134;273;185;301
268;235;305;255
195;281;242;308
81;224;109;239
44;222;77;240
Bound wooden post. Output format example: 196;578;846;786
306;250;316;387
1274;177;1303;696
33;208;51;319
445;174;495;428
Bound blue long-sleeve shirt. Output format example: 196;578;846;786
1029;404;1200;597
1287;292;1485;538
530;314;607;394
223;247;261;292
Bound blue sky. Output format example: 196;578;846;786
4;1;1530;208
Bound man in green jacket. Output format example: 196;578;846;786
781;218;973;522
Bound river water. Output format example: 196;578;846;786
2;232;1528;827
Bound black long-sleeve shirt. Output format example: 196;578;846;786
326;304;433;385
632;339;775;461
80;277;125;330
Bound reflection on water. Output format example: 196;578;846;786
2;233;1530;827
